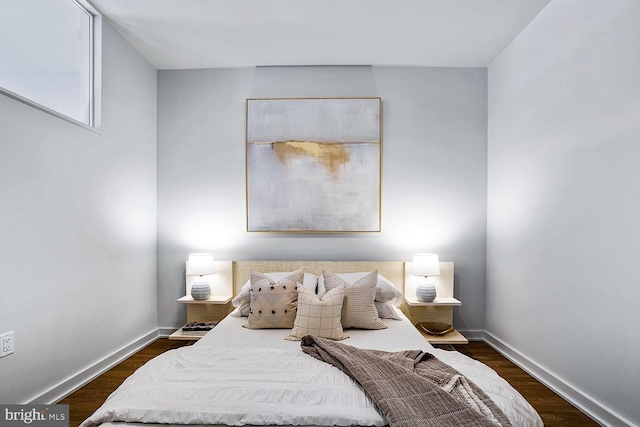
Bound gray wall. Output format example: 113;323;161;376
157;66;488;334
0;22;158;403
487;0;640;425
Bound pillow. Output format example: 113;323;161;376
322;270;387;330
317;272;403;305
374;275;404;305
232;271;317;317
316;275;327;297
286;285;348;341
243;268;304;329
375;301;402;320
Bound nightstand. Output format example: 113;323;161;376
169;260;233;341
401;261;468;345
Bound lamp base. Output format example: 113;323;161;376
191;281;211;300
416;282;436;302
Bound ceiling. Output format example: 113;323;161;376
89;0;552;70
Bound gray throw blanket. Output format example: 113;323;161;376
301;335;512;427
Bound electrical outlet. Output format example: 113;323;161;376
0;331;14;358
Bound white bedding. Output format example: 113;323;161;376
83;309;542;427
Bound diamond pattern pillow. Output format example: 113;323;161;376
286;285;348;341
232;272;318;317
244;268;304;329
322;270;387;330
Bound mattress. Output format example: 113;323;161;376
82;309;542;427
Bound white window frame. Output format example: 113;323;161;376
0;0;102;131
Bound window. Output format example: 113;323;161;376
0;0;101;129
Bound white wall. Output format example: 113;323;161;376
487;1;640;425
157;66;488;334
0;21;158;403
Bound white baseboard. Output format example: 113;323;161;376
457;329;485;341
484;332;635;427
29;329;161;405
157;327;178;337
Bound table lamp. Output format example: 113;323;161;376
412;253;440;302
186;253;215;300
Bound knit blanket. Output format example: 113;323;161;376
301;335;512;427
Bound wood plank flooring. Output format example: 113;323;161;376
453;342;600;427
59;339;601;427
59;339;192;427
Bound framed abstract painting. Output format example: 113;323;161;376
246;97;382;232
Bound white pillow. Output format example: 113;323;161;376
375;301;402;320
232;272;318;317
316;275;326;297
317;272;403;305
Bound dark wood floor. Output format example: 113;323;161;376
59;339;192;427
59;339;600;427
453;342;600;427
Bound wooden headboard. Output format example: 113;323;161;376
185;260;454;326
232;260;406;296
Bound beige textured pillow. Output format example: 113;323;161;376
244;268;304;329
286;285;349;341
322;270;387;330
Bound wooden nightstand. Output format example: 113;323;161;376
401;261;468;345
169;261;233;341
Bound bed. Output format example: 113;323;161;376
81;261;542;427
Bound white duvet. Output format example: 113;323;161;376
82;310;542;427
82;345;384;427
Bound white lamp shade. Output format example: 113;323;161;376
186;253;215;276
412;253;440;277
